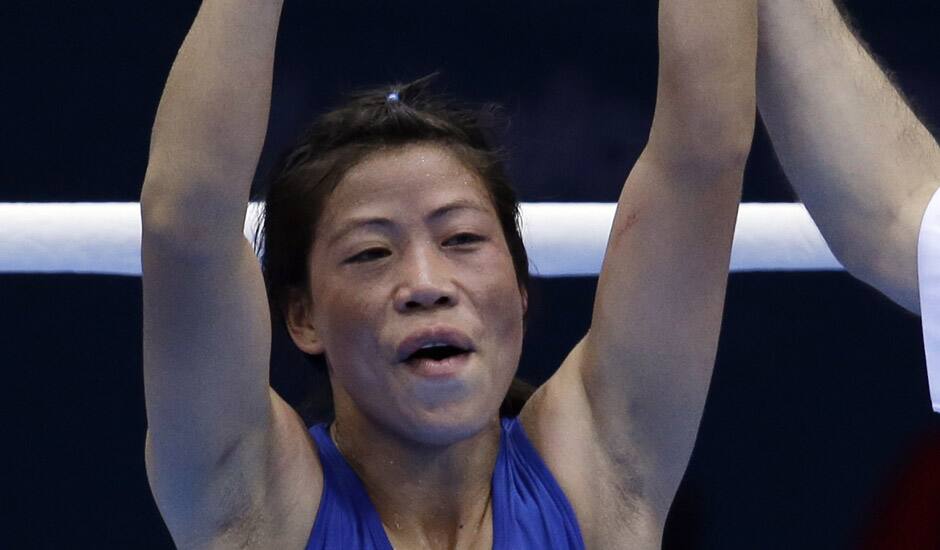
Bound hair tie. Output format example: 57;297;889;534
386;90;400;103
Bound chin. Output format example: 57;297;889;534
401;400;500;447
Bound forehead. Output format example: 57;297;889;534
323;143;494;220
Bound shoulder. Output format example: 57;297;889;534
518;339;661;548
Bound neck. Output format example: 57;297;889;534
330;412;501;548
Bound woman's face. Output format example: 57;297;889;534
301;143;526;445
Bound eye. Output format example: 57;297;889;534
345;248;390;263
444;233;485;247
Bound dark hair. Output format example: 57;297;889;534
254;73;535;426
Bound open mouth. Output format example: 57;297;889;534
403;344;473;379
396;328;475;378
405;344;470;363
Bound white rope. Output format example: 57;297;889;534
0;202;841;276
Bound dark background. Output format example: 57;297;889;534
6;0;939;548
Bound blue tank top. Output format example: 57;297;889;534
304;417;585;549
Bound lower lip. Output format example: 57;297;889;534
405;352;472;379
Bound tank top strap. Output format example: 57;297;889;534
305;423;393;550
491;417;586;549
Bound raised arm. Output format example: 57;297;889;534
141;0;283;221
526;0;757;543
139;1;320;547
757;0;940;313
584;0;757;525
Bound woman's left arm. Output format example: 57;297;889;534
535;0;758;533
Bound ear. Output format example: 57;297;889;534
520;287;528;316
284;287;325;356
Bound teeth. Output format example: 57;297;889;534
419;342;450;350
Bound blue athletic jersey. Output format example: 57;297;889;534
304;417;585;549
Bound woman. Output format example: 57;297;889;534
139;0;757;548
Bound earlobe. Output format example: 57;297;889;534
299;327;326;356
284;288;325;356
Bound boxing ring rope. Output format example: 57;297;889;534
6;200;939;411
0;202;841;276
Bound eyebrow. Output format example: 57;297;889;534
327;199;491;247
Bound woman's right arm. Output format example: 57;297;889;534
141;0;283;228
140;1;322;547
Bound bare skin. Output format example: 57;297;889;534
139;0;757;548
757;0;940;313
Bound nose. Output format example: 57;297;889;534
393;243;458;313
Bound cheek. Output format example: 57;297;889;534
317;289;391;396
480;251;524;311
475;257;526;349
313;277;382;356
486;280;524;324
